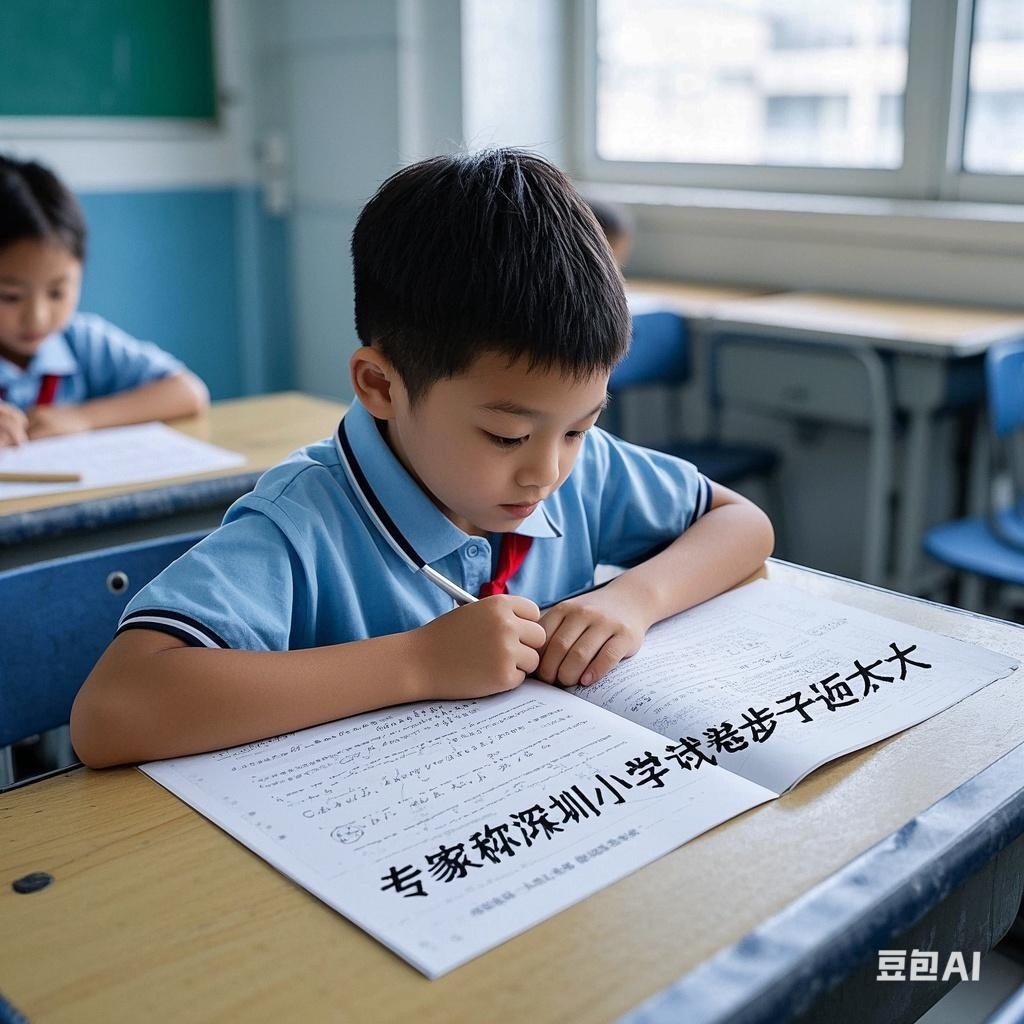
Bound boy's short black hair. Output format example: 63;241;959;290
0;153;87;262
352;148;629;402
585;197;634;245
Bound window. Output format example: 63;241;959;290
581;0;1024;202
962;0;1024;174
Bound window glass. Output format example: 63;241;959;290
595;0;910;169
962;0;1024;174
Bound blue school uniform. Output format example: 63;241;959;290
0;313;185;409
118;399;712;650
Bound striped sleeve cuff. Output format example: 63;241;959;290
116;609;230;649
688;474;713;527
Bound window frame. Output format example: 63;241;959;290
575;0;1024;204
941;0;1024;201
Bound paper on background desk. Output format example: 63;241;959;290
0;422;246;500
141;581;1018;979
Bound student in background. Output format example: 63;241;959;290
0;154;208;448
586;197;634;269
72;149;773;768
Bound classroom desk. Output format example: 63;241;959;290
623;278;771;442
706;292;1024;594
0;392;348;570
4;561;1024;1024
626;277;768;319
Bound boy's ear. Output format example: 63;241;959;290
350;346;400;419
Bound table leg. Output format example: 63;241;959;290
893;357;950;596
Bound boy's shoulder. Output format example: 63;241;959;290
233;434;353;535
249;435;342;501
61;313;138;357
558;424;704;509
63;312;120;342
566;424;632;483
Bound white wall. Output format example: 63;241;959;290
462;0;571;167
257;0;467;400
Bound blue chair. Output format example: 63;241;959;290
923;339;1024;612
605;310;782;529
0;530;208;789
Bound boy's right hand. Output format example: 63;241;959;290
0;402;28;447
412;596;546;700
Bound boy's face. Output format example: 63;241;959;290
383;353;609;537
0;238;82;369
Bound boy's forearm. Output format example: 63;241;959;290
71;629;424;768
605;501;774;629
79;371;209;429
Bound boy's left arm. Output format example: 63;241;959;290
535;483;774;687
26;371;210;439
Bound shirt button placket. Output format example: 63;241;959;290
464;541;489;595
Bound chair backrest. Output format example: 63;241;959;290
0;530;208;747
986;338;1024;439
604;311;690;436
983;338;1024;534
609;311;690;391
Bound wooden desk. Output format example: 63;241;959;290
626;277;768;319
4;562;1024;1024
711;292;1024;358
623;279;771;443
0;392;347;569
708;293;1024;594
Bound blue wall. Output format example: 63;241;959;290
77;187;293;400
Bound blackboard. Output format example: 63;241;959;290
0;0;216;119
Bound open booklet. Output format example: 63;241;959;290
142;579;1017;978
0;422;245;500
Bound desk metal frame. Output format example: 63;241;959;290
707;315;988;595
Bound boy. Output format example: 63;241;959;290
71;149;773;768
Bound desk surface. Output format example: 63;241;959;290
710;291;1024;357
0;392;347;520
626;277;768;318
3;562;1024;1024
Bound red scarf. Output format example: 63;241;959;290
478;533;533;597
0;373;61;406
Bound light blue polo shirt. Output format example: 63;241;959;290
0;313;185;409
118;399;711;651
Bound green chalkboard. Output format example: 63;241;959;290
0;0;216;119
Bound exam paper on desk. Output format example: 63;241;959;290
140;580;1017;978
143;685;774;979
0;422;245;500
576;580;1018;795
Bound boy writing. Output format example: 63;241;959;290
71;149;773;768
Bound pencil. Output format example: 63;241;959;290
0;471;82;483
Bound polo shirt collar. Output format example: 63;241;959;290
0;331;76;386
336;401;561;568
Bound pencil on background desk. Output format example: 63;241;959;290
0;471;82;483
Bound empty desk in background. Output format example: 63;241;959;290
623;279;770;440
0;392;348;570
4;559;1024;1024
626;279;769;319
706;292;1024;593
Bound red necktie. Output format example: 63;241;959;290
479;533;533;597
36;374;61;406
0;374;60;406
